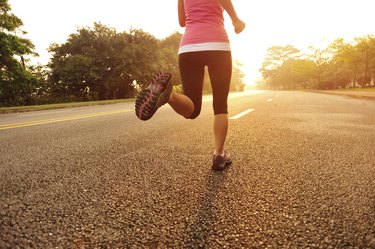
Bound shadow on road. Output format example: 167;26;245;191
183;170;228;247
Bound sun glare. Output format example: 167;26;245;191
225;0;375;85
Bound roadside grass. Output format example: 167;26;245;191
0;98;134;114
0;85;186;114
335;87;375;92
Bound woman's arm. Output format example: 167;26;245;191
218;0;239;21
178;0;186;27
218;0;245;34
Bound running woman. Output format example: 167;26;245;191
135;0;245;171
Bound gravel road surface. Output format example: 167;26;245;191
1;90;374;248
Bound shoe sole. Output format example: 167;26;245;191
135;72;172;121
212;160;232;171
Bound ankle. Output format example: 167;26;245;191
214;150;225;157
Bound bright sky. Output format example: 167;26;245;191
9;0;375;84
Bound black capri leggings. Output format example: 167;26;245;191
178;51;232;119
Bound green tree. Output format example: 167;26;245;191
48;23;161;101
308;45;331;88
0;0;39;106
261;35;375;90
329;38;360;88
285;59;316;89
230;60;245;91
159;32;182;85
370;37;375;84
122;29;162;96
260;45;300;89
309;40;353;89
354;35;374;86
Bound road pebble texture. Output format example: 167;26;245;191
0;91;374;248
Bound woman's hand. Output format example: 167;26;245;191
232;18;245;34
218;0;245;34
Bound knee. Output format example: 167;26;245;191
213;103;228;116
186;113;199;119
186;106;201;119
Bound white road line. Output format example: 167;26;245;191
229;109;254;120
267;98;273;102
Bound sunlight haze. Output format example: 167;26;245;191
9;0;375;84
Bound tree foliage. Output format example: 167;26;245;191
260;45;301;80
260;35;375;90
48;23;162;101
159;32;183;86
231;60;246;91
0;0;39;106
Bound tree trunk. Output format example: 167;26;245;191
364;49;369;86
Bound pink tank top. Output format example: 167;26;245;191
179;0;230;54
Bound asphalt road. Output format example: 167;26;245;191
1;90;374;248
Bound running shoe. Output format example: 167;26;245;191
135;71;172;121
212;151;232;171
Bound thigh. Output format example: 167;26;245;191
178;52;205;118
207;51;232;115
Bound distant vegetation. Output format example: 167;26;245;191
0;0;244;107
259;36;375;90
